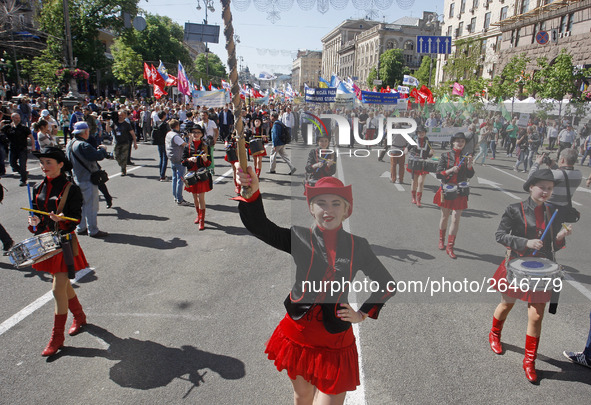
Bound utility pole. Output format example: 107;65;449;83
62;0;81;104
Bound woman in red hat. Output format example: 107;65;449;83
406;125;433;208
26;147;89;356
235;164;395;404
488;169;572;383
182;124;212;230
434;132;474;258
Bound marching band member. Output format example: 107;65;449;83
224;133;240;195
488;169;572;383
304;132;336;186
249;116;267;178
28;147;89;356
234;164;395;405
406;125;433;208
434;132;474;259
182;125;212;230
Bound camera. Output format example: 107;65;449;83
541;152;552;166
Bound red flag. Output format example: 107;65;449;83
143;62;151;83
409;88;420;101
208;81;212;91
166;74;177;87
150;64;166;88
154;84;168;99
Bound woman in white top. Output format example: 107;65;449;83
35;119;58;148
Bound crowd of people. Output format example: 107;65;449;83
1;92;591;403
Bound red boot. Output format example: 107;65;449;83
68;296;87;336
446;235;457;259
255;168;261;178
438;230;446;250
411;190;417;204
489;317;505;354
194;207;200;224
523;335;540;383
42;313;67;356
199;208;205;231
416;192;422;208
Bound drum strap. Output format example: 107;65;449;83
56;183;79;257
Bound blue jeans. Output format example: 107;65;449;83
171;162;186;202
9;148;27;182
76;181;100;235
515;148;528;171
158;144;168;179
474;141;488;164
489;141;497;159
527;146;539;168
581;149;591;165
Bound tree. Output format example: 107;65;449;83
111;38;143;94
489;53;530;102
415;56;435;87
30;48;64;90
194;53;227;83
366;67;378;88
442;38;482;84
377;49;405;88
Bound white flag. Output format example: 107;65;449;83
397;86;410;94
402;75;419;87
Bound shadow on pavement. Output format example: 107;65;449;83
102;234;187;250
370;244;436;264
204;221;252;236
98;207;170;222
53;324;246;395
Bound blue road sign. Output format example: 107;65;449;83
536;31;549;45
416;35;452;54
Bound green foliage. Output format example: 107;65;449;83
442;38;482;84
377;49;405;88
366;67;378;88
534;49;580;101
31;48;64;90
415;56;435;87
489;53;530;102
194;53;227;82
111;38;143;91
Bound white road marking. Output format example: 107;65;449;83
577;187;591;194
477;177;521;200
489;165;526;181
0;267;94;337
337;150;367;405
108;165;144;178
563;273;591;301
213;169;233;184
380;172;404;191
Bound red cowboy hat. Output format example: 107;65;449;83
305;177;353;216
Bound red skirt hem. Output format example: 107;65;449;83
32;241;89;275
490;261;552;303
184;180;212;193
265;309;360;395
433;188;468;210
406;165;429;176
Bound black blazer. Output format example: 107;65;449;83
495;197;564;260
435;149;475;184
218;110;235;127
239;195;395;334
407;136;433;160
305;148;337;181
30;174;83;235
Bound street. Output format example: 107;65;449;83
1;141;591;404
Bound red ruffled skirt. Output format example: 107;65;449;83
184;179;212;193
265;306;360;395
32;238;88;275
433;188;468;210
490;260;552;303
406;165;429;176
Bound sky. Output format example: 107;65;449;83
140;0;444;78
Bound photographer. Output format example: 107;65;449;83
529;148;582;224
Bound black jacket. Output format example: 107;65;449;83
30;174;83;235
305;148;337;181
435;149;475;184
407;136;433;160
239;195;395;334
495;197;565;260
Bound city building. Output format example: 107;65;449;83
291;50;322;93
321;13;441;88
435;0;588;85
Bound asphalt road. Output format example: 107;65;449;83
1;140;590;404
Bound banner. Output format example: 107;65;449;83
425;126;469;143
402;75;420;87
333;93;355;108
305;87;336;103
361;90;400;104
191;90;228;108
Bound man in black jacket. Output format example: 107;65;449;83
218;105;234;143
2;113;36;186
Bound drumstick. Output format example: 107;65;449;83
533;209;559;256
21;208;80;223
26;183;36;232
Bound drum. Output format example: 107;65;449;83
458;181;470;197
183;171;199;186
195;167;209;182
507;258;562;292
423;159;438;173
249;138;265;156
225;146;238;162
407;156;423;171
442;184;458;200
8;232;62;268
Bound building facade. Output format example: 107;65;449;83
436;0;588;85
291;50;322;93
321;13;441;88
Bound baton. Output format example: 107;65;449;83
532;208;559;256
26;183;36;232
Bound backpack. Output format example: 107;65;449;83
278;121;291;144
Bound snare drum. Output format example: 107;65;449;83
407;156;423;172
458;181;470;197
249;138;265;156
225;146;238;162
195;167;209;182
8;232;62;268
423;159;438;173
507;258;562;292
442;184;458;200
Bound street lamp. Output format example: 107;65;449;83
62;0;81;106
196;0;216;78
